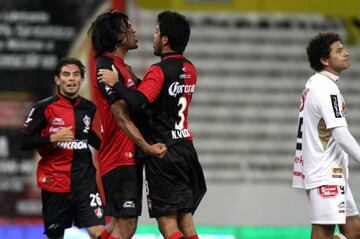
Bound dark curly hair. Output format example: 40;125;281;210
306;32;341;72
157;11;190;53
54;57;85;78
88;10;130;57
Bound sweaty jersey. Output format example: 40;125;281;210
22;93;97;193
292;71;348;189
137;52;195;145
92;53;138;176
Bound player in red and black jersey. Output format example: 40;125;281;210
88;10;167;239
98;11;207;239
21;58;107;239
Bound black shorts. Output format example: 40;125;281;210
102;164;143;218
145;140;207;218
41;182;105;238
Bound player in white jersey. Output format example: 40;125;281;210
292;32;360;239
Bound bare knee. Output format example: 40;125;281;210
178;213;196;237
87;225;105;239
112;217;138;239
157;215;180;238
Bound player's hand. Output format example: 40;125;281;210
97;65;119;87
146;143;167;159
50;126;74;142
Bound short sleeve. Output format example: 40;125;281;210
137;65;164;103
317;90;347;129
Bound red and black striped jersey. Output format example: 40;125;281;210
92;53;138;176
137;52;195;146
22;93;98;193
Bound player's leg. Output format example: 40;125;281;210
338;185;360;239
110;217;138;239
307;185;346;239
311;224;336;239
41;190;72;239
72;179;106;239
157;215;185;239
102;165;142;239
177;212;198;238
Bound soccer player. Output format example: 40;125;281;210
97;11;207;239
292;32;360;239
87;10;167;239
21;57;107;239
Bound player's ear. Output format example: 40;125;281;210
320;57;329;67
54;75;61;86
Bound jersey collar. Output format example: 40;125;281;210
161;52;184;60
103;52;125;64
319;70;340;82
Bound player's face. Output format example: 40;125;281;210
122;23;138;50
324;41;349;75
55;64;83;98
153;24;163;56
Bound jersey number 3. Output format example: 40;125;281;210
175;96;187;130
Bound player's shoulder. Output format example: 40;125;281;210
96;56;114;70
79;97;97;109
33;96;59;110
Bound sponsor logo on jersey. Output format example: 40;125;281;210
171;129;190;139
83;115;90;133
56;140;88;150
94;207;103;218
168;82;195;97
332;167;343;174
330;95;342;118
123;200;135;208
317;185;338;198
179;67;191;79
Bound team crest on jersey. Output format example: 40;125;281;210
83;115;90;133
317;185;338;198
299;88;309;112
94;207;103;219
341;95;347;117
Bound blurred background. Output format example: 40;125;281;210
1;0;360;238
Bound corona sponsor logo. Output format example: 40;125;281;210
56;140;88;150
168;82;195;97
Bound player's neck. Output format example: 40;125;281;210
111;47;127;60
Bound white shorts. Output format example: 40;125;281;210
306;184;359;224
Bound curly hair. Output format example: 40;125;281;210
306;32;341;72
54;57;85;78
157;11;190;53
88;10;130;57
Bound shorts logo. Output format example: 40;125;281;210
123;201;135;208
330;95;342;118
338;201;345;213
317;185;338;198
94;207;103;218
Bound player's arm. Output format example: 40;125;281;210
21;106;74;150
96;64;166;158
88;130;101;150
111;100;166;158
97;65;164;112
332;126;360;164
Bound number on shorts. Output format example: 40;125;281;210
90;193;102;207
